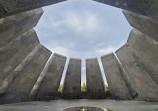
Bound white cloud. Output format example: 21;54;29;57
50;47;69;56
36;0;130;59
45;11;99;34
97;46;118;55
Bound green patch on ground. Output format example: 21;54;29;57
58;84;63;92
81;83;87;92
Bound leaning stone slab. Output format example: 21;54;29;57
101;53;131;100
0;8;43;48
0;0;66;18
116;44;158;102
123;10;158;42
86;58;106;99
62;58;81;98
127;28;158;85
0;29;39;94
93;0;158;19
1;44;51;103
31;53;66;99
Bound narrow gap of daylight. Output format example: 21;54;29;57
98;57;108;86
59;57;70;89
81;59;86;86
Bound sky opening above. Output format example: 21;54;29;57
35;0;132;85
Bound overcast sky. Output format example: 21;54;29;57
35;0;132;85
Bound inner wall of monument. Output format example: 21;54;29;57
0;0;158;104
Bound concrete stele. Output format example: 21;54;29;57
123;10;158;42
127;28;158;85
33;53;67;98
86;58;106;98
0;29;39;94
93;0;158;19
116;44;158;102
0;0;66;18
0;8;43;48
4;44;51;101
101;53;132;100
62;58;81;98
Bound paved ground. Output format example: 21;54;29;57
0;99;158;111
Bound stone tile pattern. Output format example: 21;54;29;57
62;58;81;98
116;44;158;102
36;53;67;98
101;53;131;100
86;58;106;98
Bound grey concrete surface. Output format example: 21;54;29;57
62;58;81;98
0;44;51;103
0;8;43;48
116;44;158;102
0;99;158;111
101;53;131;100
128;29;158;85
0;29;39;94
0;44;43;95
123;10;158;42
93;0;158;19
0;0;66;18
6;44;51;95
0;0;158;105
113;54;137;98
36;53;67;98
86;58;106;98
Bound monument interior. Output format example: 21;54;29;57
0;0;158;111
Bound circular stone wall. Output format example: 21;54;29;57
63;106;104;111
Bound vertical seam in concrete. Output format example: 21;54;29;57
98;57;107;93
29;53;53;97
113;52;137;98
2;43;42;93
61;58;70;93
126;43;158;86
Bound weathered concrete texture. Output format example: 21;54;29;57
0;99;158;111
0;0;66;18
93;0;158;19
86;58;106;98
127;29;158;85
114;55;137;99
34;53;66;98
0;29;39;94
1;44;51;103
0;44;44;96
0;8;43;48
62;58;81;98
101;53;131;100
123;10;158;42
116;44;158;102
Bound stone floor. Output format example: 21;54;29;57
0;99;158;111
